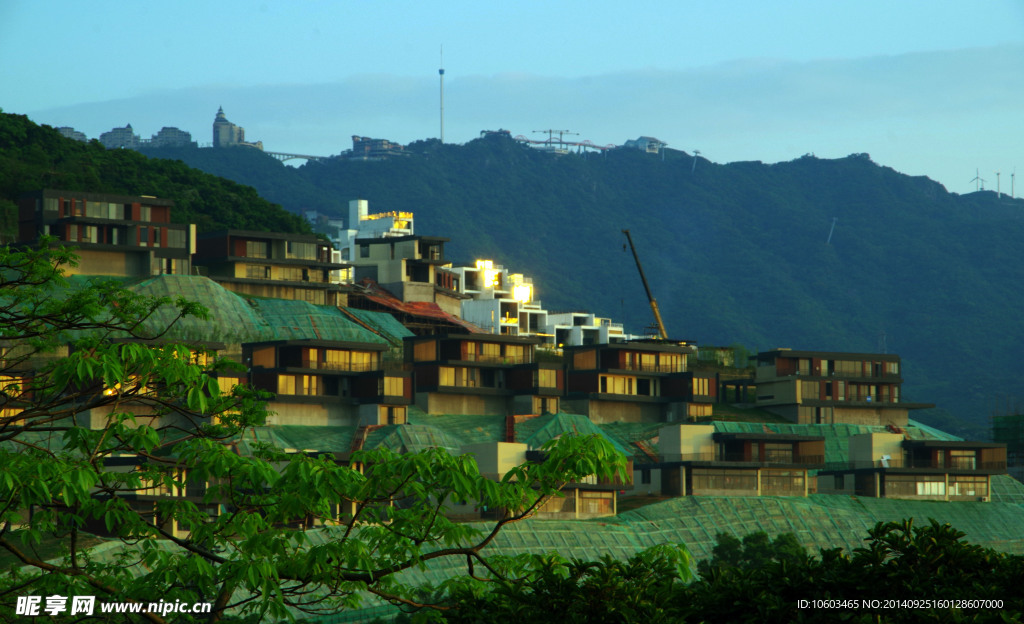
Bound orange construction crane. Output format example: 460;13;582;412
622;229;669;340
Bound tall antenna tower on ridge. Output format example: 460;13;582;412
439;46;445;143
996;170;1002;198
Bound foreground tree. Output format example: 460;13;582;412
447;520;1024;624
0;241;627;622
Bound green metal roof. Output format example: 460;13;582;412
236;426;357;455
338;307;415;346
369;424;463;454
248;298;388;344
516;412;631;456
407;412;507;447
122;276;395;346
128;275;267;343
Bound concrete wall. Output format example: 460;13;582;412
570;399;665;424
511;394;559;415
399;281;436;304
848;432;904;465
435;290;463;317
628;466;663;496
461;442;528;480
265;401;357;427
70;249;149;277
420;392;510;417
659;424;715;461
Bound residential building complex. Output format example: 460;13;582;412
245;339;411;427
8;181;1013;545
99;124;141;149
563;341;711;423
753;350;933;426
649;424;825;498
194;230;348;306
819;432;1006;501
18;189;196;277
404;333;560;416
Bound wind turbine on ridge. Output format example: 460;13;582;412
970;169;986;192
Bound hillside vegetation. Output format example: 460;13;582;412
144;134;1024;439
0;112;311;238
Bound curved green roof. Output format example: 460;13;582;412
124;276;394;346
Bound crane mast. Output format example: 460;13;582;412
622;229;669;340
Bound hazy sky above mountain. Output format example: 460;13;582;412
3;1;1023;194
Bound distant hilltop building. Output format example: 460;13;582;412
100;124;141;149
624;136;667;154
99;124;197;150
349;135;406;160
212;106;263;150
57;127;87;142
150;126;196;148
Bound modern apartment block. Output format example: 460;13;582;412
452;260;630;346
338;199;414;262
194;230;348;306
753;350;932;426
17;189;196;277
244;339;412;427
818;432;1006;501
649;424;825;497
349;234;463;316
404;333;560;416
545;311;629;346
562;341;709;423
455;260;547;337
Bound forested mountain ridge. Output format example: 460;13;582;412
0;112;311;236
142;134;1024;439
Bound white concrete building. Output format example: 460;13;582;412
544;311;628;347
452;260;636;347
338;199;414;263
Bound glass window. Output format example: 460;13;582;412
950;450;977;470
166;229;187;249
950;476;988;497
537;369;557;388
350;351;375;372
440;366;455;386
323;349;350;370
383;376;404;396
246;240;268;258
286;241;316;260
280;266;303;281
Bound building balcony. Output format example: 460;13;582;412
458;354;532;365
823;458;1007;472
661;452;824;467
616;363;686;374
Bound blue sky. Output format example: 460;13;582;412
3;1;1023;194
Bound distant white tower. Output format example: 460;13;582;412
439;46;445;143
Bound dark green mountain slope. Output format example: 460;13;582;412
0;113;310;236
152;135;1024;438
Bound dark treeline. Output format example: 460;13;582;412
0;112;311;237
